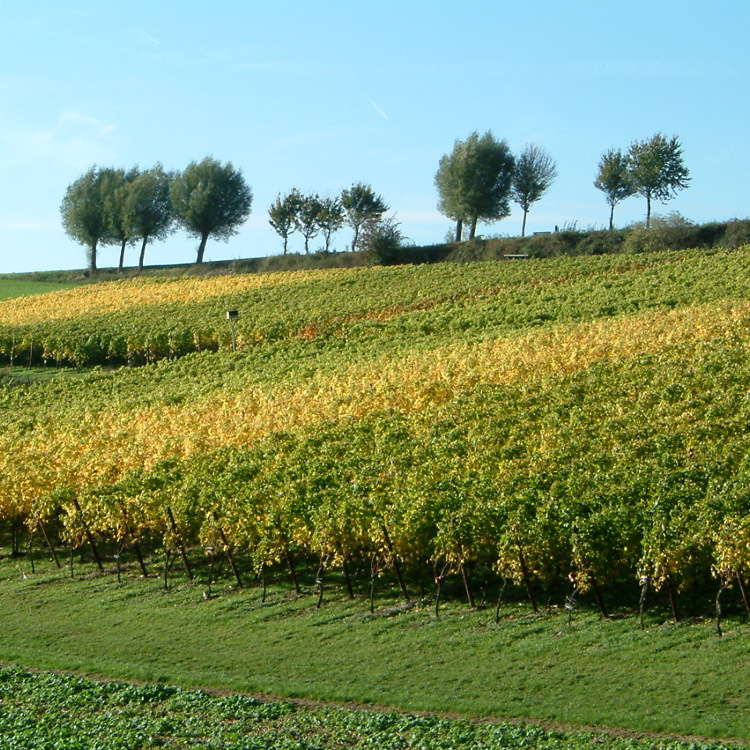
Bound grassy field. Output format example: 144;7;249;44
0;552;748;744
0;277;78;300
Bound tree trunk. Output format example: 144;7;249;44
40;521;61;569
460;560;475;608
196;233;209;263
163;549;174;591
369;556;378;613
454;219;463;243
138;235;149;271
132;542;148;578
28;532;35;574
315;560;325;609
495;577;508;624
716;580;728;637
468;217;478;240
521;209;529;238
591;574;608;618
646;192;652;229
284;546;301;595
11;518;22;556
89;239;98;275
213;515;242;588
72;498;103;572
115;547;123;583
609;203;615;231
736;572;750;618
118;239;127;272
381;522;409;602
342;558;354;600
667;583;680;623
120;507;148;577
517;540;538;613
167;506;193;581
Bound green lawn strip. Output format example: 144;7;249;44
0;279;77;300
0;560;747;743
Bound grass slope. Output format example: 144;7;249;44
0;557;748;743
0;278;77;300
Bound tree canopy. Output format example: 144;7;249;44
170;157;253;263
594;149;636;230
627;133;690;228
341;183;389;252
295;193;324;254
511;144;557;237
125;164;174;270
103;166;140;273
59;130;694;269
60;166;115;275
435;131;515;241
268;189;303;255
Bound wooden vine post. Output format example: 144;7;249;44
120;506;148;577
167;507;193;581
380;521;409;602
39;520;61;569
213;512;242;588
71;498;104;572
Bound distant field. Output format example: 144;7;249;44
0;278;77;300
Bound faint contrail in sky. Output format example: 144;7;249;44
368;98;389;120
137;30;160;44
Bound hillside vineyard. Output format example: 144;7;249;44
1;247;750;615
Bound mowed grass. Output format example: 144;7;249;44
0;277;78;300
0;552;748;744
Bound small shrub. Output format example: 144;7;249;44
622;212;700;253
363;218;405;265
521;229;583;258
720;218;750;249
573;229;628;255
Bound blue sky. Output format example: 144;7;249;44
0;1;748;273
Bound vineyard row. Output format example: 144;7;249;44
3;330;750;622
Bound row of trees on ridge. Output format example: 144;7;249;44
595;133;690;230
268;183;390;255
61;133;690;273
61;157;393;273
61;157;253;275
436;135;558;241
435;131;690;241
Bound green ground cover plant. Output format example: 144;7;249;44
1;666;740;750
